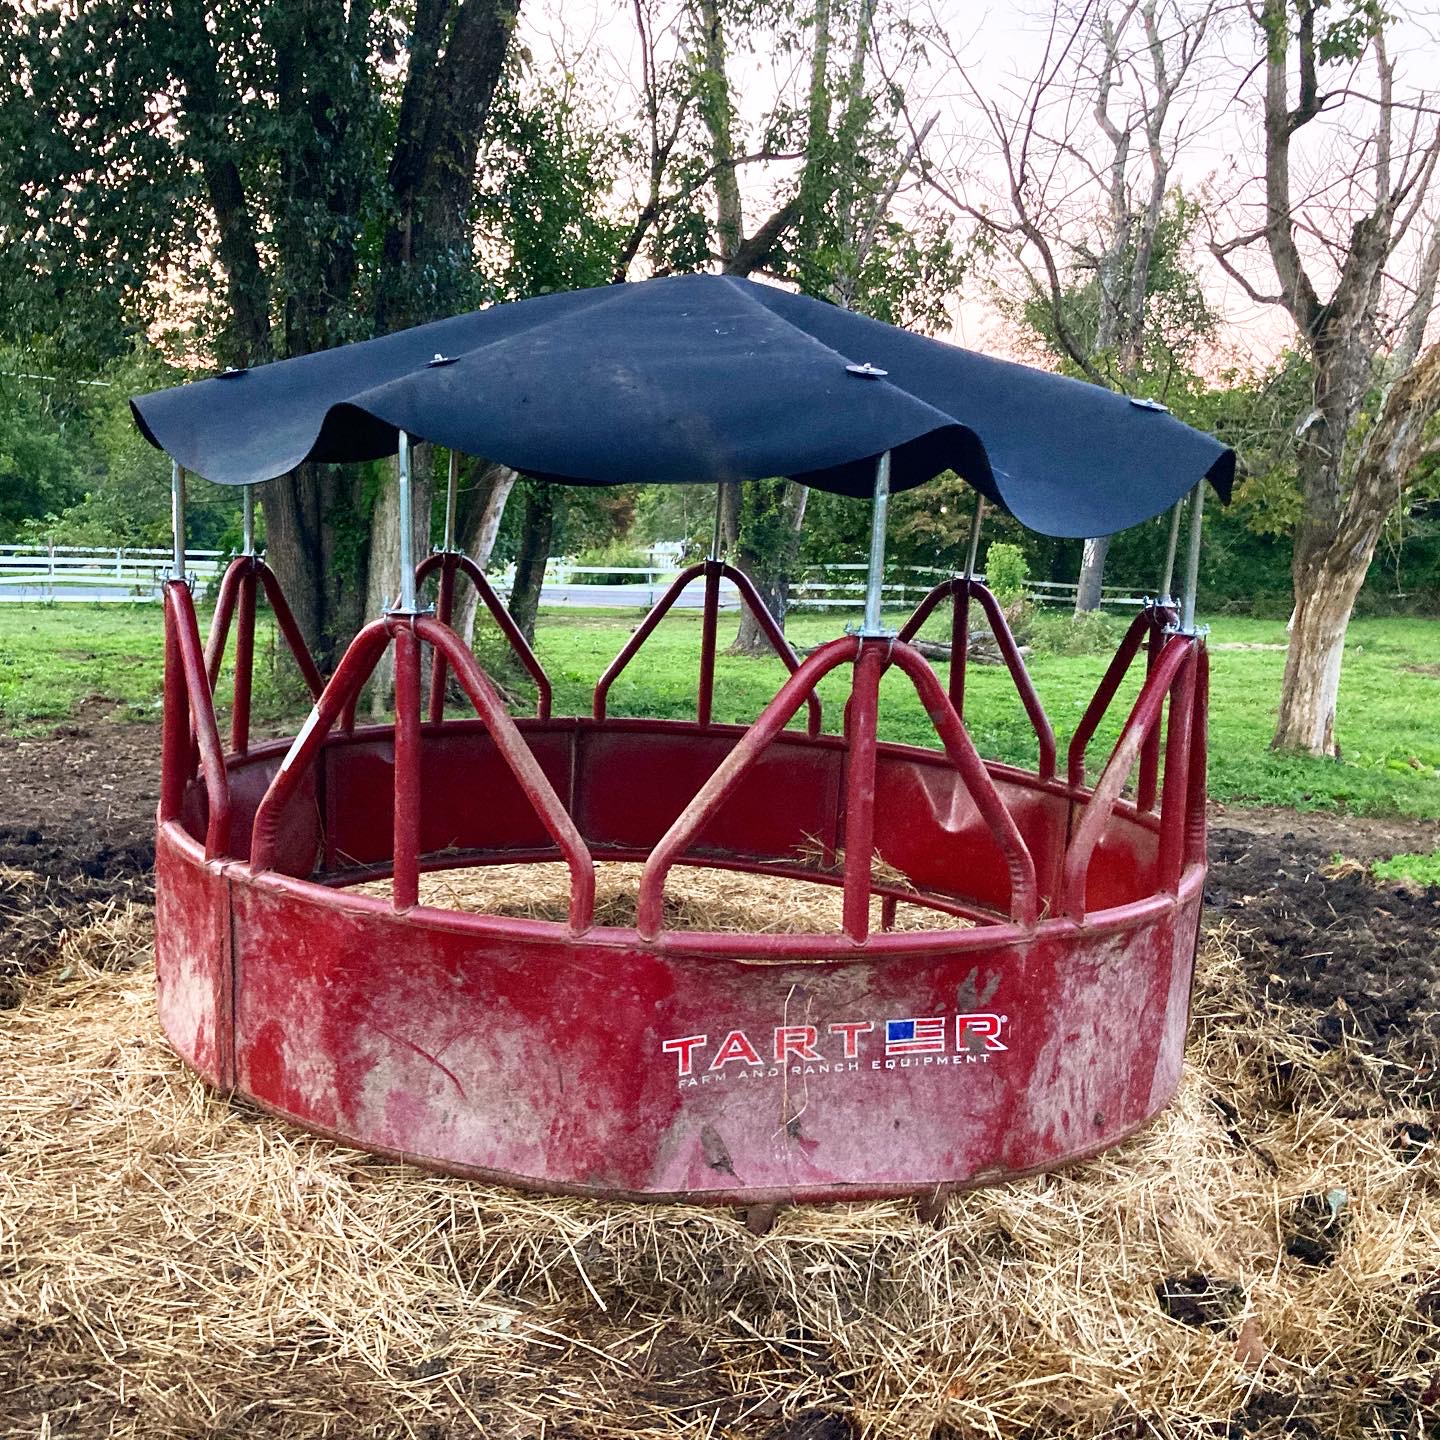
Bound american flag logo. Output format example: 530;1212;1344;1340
885;1017;946;1054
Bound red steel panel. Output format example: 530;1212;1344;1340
154;823;233;1088
575;724;841;864
320;726;577;868
215;857;1202;1202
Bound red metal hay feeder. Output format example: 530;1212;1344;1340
135;274;1230;1206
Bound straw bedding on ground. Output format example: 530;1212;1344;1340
2;885;1437;1439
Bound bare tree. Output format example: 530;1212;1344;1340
923;0;1221;610
1210;1;1440;755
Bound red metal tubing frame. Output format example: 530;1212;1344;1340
1067;604;1176;794
1184;646;1209;869
203;555;326;757
841;642;885;940
635;636;1038;941
392;624;423;909
248;616;595;931
250;619;394;874
898;578;1056;780
415;550;552;723
1059;634;1198;917
888;642;1040;928
161;581;233;860
593;559;823;738
414;617;594;931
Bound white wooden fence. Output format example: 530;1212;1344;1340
0;546;1152;611
0;545;226;601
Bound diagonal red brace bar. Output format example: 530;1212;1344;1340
898;578;1056;780
888;641;1040;929
416;550;552;723
1066;606;1173;792
1059;634;1198;917
593;559;822;738
250;620;394;875
636;636;857;940
203;555;326;757
636;636;1038;941
415;617;594;933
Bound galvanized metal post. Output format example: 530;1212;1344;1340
709;482;724;562
396;430;417;613
171;460;187;582
1180;482;1205;632
963;493;985;579
1157;500;1182;607
444;450;459;552
242;485;256;557
861;451;892;636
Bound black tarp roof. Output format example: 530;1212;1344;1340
131;273;1233;539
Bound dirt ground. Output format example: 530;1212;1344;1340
2;712;1438;1438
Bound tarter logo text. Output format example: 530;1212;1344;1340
661;1014;1008;1087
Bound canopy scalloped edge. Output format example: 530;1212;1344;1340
131;273;1234;539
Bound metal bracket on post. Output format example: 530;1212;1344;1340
860;451;893;637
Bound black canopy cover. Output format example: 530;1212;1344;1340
131;273;1233;538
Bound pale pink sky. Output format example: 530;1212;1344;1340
519;0;1440;373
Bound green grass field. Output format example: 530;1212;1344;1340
2;601;1438;818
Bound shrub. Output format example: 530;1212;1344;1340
983;542;1030;607
571;540;655;585
1027;609;1126;657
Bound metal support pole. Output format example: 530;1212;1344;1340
710;482;724;562
963;493;985;579
170;460;187;582
861;451;892;636
1179;482;1205;632
396;430;417;613
1157;500;1182;606
443;450;459;552
242;485;256;557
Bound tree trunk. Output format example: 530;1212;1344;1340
730;480;807;654
1073;534;1112;614
262;464;369;675
1273;341;1440;755
1271;546;1369;756
508;483;556;647
377;0;521;333
452;463;518;647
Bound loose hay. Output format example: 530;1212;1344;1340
2;898;1438;1439
350;859;967;934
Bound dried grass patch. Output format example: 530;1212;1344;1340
2;905;1437;1439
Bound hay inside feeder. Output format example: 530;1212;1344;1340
349;858;969;934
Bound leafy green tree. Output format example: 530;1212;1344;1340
0;0;522;666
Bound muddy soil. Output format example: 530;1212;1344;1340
0;704;158;1005
1207;812;1440;1097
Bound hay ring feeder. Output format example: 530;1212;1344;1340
133;274;1234;1205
